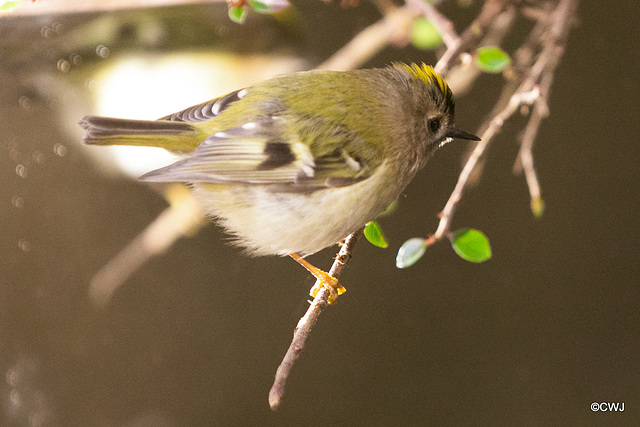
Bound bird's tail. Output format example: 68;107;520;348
80;116;203;152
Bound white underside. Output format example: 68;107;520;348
192;161;409;256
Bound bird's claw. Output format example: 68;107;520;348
309;272;346;305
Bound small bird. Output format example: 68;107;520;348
80;62;479;303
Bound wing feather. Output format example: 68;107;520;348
143;107;379;191
159;88;248;123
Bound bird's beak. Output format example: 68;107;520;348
446;127;481;141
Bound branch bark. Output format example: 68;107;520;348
269;228;363;410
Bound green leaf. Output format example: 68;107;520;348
248;0;270;13
411;18;443;50
450;229;492;263
475;46;511;73
364;221;388;249
228;6;247;24
1;0;25;12
396;238;427;269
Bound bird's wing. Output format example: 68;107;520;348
139;114;379;191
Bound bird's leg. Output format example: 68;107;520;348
289;253;346;305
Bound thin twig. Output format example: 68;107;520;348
444;6;516;96
435;0;510;74
460;8;548;187
434;88;541;239
516;104;545;213
513;70;553;213
510;0;575;177
512;0;576;213
432;0;577;240
269;228;363;410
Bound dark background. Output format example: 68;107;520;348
2;1;639;425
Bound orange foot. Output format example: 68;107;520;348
290;253;346;304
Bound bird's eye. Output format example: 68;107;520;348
428;118;441;133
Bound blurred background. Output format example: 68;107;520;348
2;0;639;425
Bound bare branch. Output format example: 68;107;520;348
435;0;511;75
515;105;545;215
432;0;578;240
269;228;363;410
444;6;516;96
434;88;541;240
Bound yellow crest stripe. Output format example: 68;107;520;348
397;62;449;94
